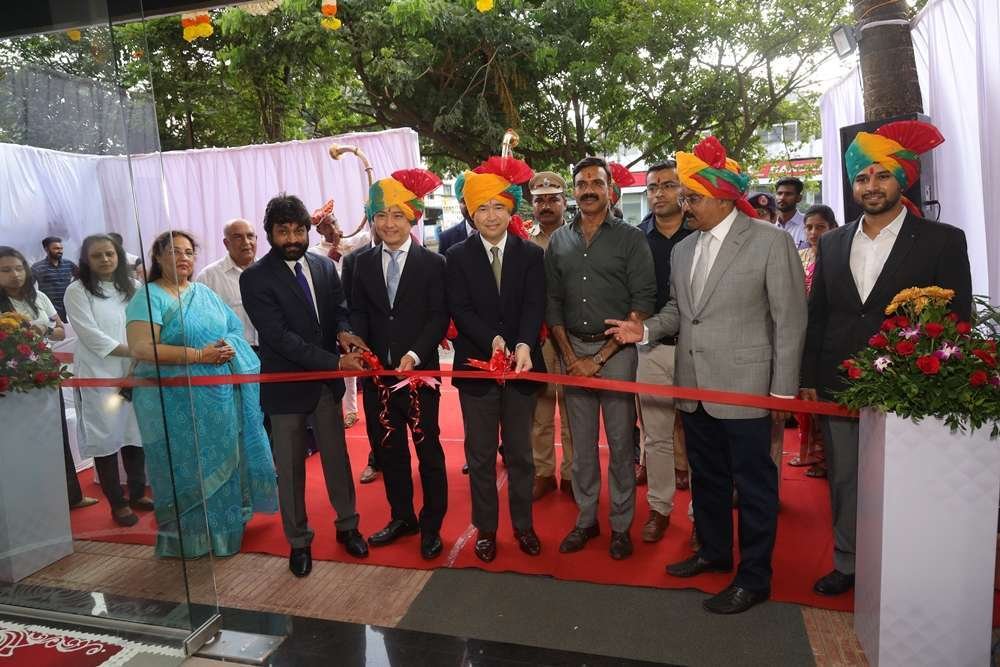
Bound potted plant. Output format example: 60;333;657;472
837;287;999;667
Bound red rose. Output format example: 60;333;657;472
970;370;989;387
880;319;897;332
869;333;889;349
895;340;917;356
915;354;941;375
0;376;9;392
32;371;47;385
0;330;7;341
923;322;944;338
16;344;31;356
0;349;5;360
895;316;910;327
956;321;972;335
972;349;997;368
847;367;863;380
840;359;857;369
946;312;959;322
35;341;48;351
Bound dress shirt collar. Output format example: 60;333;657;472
284;255;309;272
480;231;508;257
223;252;249;273
856;206;906;241
703;207;738;244
381;235;413;257
465;221;476;237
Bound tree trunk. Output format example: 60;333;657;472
854;0;923;121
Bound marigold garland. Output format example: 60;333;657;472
321;0;342;30
181;11;213;42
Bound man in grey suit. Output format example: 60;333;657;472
606;137;806;614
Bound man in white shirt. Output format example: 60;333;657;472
801;120;972;597
774;177;809;249
196;219;259;347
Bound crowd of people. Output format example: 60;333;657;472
0;119;972;615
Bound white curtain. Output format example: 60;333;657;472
0;127;420;266
819;0;998;298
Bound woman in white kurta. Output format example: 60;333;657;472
65;235;151;527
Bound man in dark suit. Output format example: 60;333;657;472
350;170;450;560
241;194;370;577
437;173;476;255
801;120;973;596
447;157;546;562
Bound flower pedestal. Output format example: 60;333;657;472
856;409;999;667
0;388;73;582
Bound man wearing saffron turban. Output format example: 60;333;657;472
606;136;807;614
350;169;451;561
446;156;547;563
801;120;972;597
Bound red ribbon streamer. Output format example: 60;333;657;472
359;351;395;447
465;349;513;384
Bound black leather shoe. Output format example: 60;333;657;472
289;547;312;577
558;524;600;553
129;496;155;512
609;531;633;560
420;532;443;560
703;585;769;614
514;528;542;556
474;531;496;562
367;519;420;547
336;529;369;558
813;569;855;596
665;555;733;578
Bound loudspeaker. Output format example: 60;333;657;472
839;113;936;223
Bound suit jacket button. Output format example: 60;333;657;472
692;319;700;325
389;316;394;321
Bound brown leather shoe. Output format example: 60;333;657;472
641;509;670;543
474;531;497;562
675;468;690;490
532;475;557;500
514;528;542;556
635;464;647;486
559;478;573;495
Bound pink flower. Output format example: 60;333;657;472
901;326;921;340
874;356;893;372
934;342;963;361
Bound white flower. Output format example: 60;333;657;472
874;356;892;372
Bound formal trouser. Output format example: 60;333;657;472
770;419;784;494
343;377;358;415
250;347;272;437
637;343;678;515
61;390;83;506
683;403;777;593
363;382;447;533
270;385;359;548
821;415;859;575
565;336;638;533
674;412;689;472
531;338;573;480
459;384;537;533
93;446;147;510
359;379;381;471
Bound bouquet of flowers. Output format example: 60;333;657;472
0;312;71;396
836;286;1000;436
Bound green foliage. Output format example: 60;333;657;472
836;288;1000;438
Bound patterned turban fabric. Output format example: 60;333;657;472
844;120;944;215
461;156;534;214
676;136;757;218
366;169;442;222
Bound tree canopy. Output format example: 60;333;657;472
0;0;846;169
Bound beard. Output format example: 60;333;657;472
278;242;308;261
776;201;796;213
859;189;902;215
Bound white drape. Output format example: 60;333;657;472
0;127;420;266
819;0;998;298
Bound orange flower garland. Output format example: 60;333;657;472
181;11;213;42
321;0;342;30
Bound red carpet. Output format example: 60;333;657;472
69;381;1000;620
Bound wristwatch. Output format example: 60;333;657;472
592;351;606;366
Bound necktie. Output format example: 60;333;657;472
294;261;317;316
386;249;402;306
691;232;713;305
490;246;502;290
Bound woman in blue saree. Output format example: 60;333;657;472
125;230;277;558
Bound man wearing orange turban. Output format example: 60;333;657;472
606;137;807;613
447;156;547;563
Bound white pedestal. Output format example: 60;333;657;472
856;409;999;667
0;389;74;582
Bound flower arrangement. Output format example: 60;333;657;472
0;312;71;397
321;0;342;30
181;11;213;42
836;286;1000;436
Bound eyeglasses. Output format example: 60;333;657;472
646;183;680;194
164;247;196;258
676;194;704;207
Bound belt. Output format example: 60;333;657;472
654;335;678;346
570;331;607;343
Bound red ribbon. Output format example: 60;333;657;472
359;351;395;447
466;349;514;384
389;376;440;445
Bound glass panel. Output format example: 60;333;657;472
0;0;218;651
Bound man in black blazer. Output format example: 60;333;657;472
350;170;450;560
241;194;370;577
447;158;546;562
801;121;972;596
437;181;476;255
